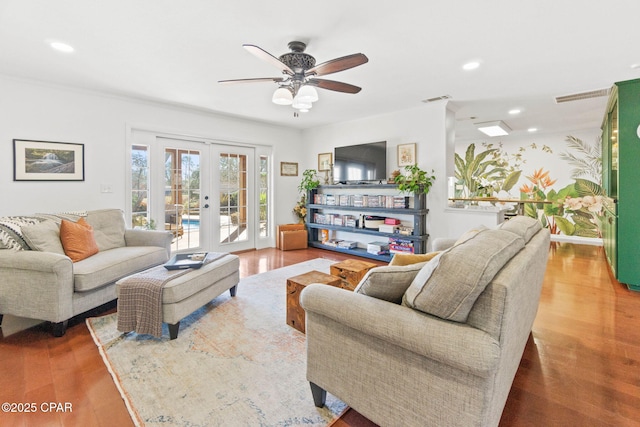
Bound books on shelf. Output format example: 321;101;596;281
367;241;390;255
337;240;357;249
312;192;411;209
389;237;414;254
379;224;399;233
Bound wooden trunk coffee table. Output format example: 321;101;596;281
286;270;342;333
330;259;378;291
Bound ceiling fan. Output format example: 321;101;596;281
219;41;368;115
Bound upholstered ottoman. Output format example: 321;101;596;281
116;253;240;339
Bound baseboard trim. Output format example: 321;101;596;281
550;234;603;246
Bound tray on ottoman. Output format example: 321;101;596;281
164;252;208;270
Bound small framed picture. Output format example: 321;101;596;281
318;152;333;171
13;139;85;181
397;143;416;167
280;162;298;176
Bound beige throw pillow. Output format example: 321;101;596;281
498;215;541;243
355;262;427;304
403;229;525;322
21;220;65;255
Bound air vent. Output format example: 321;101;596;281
422;95;452;103
555;88;610;103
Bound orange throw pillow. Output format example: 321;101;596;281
60;218;99;262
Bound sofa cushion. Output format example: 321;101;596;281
389;252;440;266
60;218;100;262
0;216;43;250
21;219;65;255
498;215;541;243
355;262;427;304
403;229;525;322
73;246;168;292
85;209;126;251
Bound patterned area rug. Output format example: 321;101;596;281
87;258;346;427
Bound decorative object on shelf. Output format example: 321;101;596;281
13;139;84;181
397;143;416;167
318;153;333;171
389;169;401;182
280;162;298;176
394;165;436;195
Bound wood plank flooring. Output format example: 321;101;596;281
1;244;639;426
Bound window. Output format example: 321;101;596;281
131;145;150;229
259;155;269;237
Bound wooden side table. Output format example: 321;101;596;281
286;270;342;333
330;259;378;291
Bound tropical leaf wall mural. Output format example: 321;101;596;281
455;135;603;238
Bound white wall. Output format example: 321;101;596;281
302;101;453;249
0;76;302;242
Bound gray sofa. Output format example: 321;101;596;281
0;209;172;336
300;216;550;427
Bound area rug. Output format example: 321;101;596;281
87;258;347;427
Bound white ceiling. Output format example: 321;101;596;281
1;1;639;140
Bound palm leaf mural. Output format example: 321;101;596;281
559;136;602;182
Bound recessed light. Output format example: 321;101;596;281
49;41;75;53
528;127;538;133
508;109;521;115
462;61;480;71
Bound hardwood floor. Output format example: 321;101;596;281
1;244;639;426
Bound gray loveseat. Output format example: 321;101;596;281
300;216;550;427
0;209;172;336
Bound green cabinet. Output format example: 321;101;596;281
601;78;640;290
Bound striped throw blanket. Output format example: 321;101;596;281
117;252;228;337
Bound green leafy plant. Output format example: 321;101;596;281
297;169;320;195
394;165;436;195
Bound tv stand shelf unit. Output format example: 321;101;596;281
306;184;429;262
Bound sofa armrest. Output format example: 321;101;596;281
124;229;173;256
432;237;457;251
300;284;500;377
0;250;74;322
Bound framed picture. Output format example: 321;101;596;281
397;143;416;167
13;139;85;181
280;162;298;176
318;152;333;171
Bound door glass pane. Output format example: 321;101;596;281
131;145;151;229
259;155;268;237
165;148;201;252
219;153;248;244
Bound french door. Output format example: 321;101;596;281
210;145;256;253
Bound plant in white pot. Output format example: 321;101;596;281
394;165;436;195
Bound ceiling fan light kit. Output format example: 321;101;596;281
219;41;367;116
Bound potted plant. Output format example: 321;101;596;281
293;169;320;224
394;165;436;195
298;169;320;194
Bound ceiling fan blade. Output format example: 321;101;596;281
218;77;286;84
307;78;362;94
305;53;368;77
243;44;294;75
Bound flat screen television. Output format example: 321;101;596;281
333;141;387;183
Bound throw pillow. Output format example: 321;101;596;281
454;225;488;246
389;252;440;266
355;262;428;304
403;229;525;322
0;216;43;250
21;220;65;255
85;209;126;251
498;215;541;243
59;218;99;262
